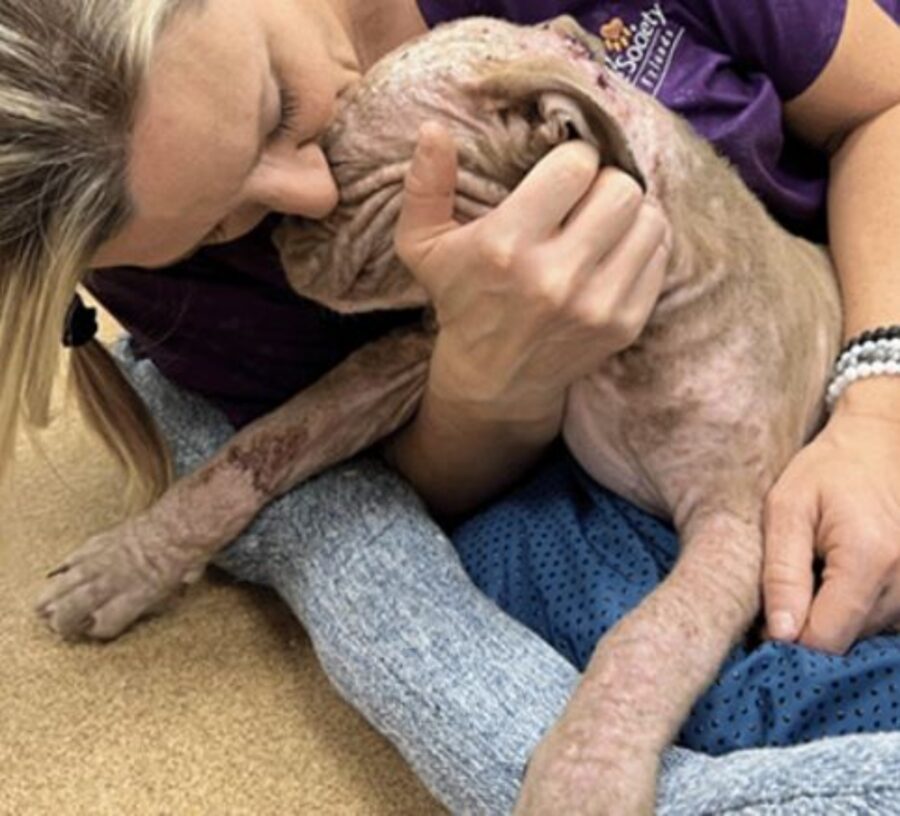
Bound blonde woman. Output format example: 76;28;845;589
6;0;900;812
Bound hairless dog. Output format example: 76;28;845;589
37;17;842;813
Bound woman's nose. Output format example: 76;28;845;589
247;142;339;219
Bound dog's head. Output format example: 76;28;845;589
275;16;643;314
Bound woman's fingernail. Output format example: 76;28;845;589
769;611;797;640
417;122;442;153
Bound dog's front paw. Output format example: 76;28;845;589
35;516;206;641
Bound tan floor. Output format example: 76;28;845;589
1;320;444;815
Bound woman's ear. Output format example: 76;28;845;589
470;57;646;190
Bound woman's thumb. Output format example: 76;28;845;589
395;121;459;265
762;485;817;641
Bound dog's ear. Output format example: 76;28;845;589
469;58;645;190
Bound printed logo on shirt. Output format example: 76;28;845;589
599;18;632;53
599;3;684;97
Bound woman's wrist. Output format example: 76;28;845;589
422;361;566;445
828;326;900;415
427;332;567;426
384;348;565;519
831;376;900;422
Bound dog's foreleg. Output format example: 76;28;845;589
516;508;762;815
36;328;433;640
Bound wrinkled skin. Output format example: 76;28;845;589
36;329;431;638
278;18;841;813
38;17;841;814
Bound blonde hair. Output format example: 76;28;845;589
0;0;199;508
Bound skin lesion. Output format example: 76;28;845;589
36;327;432;641
224;427;313;497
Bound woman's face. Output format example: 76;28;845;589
93;0;361;270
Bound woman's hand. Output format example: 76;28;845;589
395;122;671;424
763;380;900;654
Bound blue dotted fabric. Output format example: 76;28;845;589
452;447;900;756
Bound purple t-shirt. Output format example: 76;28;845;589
422;0;895;235
88;0;900;427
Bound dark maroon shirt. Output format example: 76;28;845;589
88;0;900;427
87;216;419;427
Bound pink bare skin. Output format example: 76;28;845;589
35;328;431;639
36;16;841;813
276;18;841;813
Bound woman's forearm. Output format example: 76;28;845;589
830;102;900;337
828;103;900;412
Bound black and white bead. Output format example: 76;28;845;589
825;327;900;411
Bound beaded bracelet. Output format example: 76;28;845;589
837;325;900;358
825;325;900;411
833;337;900;377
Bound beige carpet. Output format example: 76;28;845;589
1;318;444;815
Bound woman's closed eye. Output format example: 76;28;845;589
273;84;301;138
